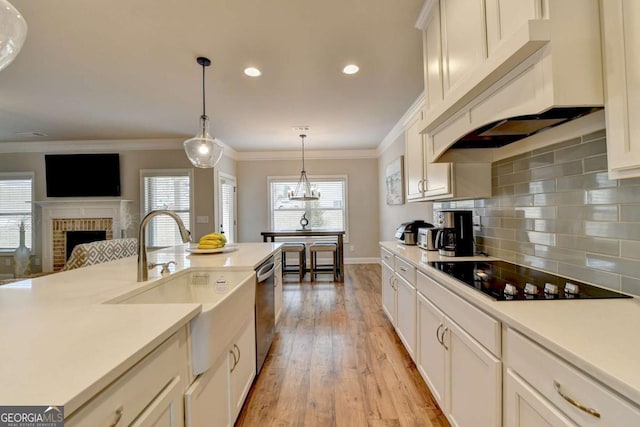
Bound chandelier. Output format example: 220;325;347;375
288;134;320;201
184;56;224;168
0;0;28;72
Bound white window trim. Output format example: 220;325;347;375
0;172;35;253
139;168;195;239
267;174;349;242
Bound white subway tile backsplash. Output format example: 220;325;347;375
434;131;640;296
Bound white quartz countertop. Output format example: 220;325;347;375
0;242;281;413
380;241;640;407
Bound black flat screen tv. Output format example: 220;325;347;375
45;153;121;197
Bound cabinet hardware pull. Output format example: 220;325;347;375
399;267;407;272
234;344;241;366
229;349;238;372
109;406;123;427
441;327;449;350
436;324;444;345
553;381;601;418
418;179;424;193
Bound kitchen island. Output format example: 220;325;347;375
0;242;281;422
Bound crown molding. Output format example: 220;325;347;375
237;149;378;161
376;91;425;157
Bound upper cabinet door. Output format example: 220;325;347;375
485;0;541;56
424;1;443;110
405;110;426;201
602;0;640;179
440;0;486;95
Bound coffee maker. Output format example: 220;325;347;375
436;210;474;257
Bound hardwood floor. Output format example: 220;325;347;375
236;264;449;427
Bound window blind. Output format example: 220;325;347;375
141;172;191;247
0;174;33;250
220;178;235;242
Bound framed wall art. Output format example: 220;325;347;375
385;156;405;205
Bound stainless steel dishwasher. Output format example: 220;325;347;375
255;256;276;375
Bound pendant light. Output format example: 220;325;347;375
288;134;320;201
184;56;224;168
0;0;28;72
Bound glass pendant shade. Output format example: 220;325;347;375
0;0;27;72
184;115;224;168
288;134;320;201
184;56;224;168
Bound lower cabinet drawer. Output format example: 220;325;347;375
66;328;189;426
395;256;416;285
505;328;640;426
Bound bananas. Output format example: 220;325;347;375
198;232;227;249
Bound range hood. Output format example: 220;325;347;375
450;107;603;149
425;42;604;162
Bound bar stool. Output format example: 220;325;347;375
309;241;338;281
281;242;306;281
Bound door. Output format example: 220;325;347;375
184;357;231;427
405;110;426;201
445;318;501;427
396;275;417;360
229;318;257;423
417;293;446;407
218;172;237;243
381;261;396;325
130;377;185;427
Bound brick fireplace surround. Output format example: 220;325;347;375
37;200;131;272
51;218;113;271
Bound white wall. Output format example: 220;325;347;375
236;157;379;260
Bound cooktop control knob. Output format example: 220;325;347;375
524;283;538;295
504;283;518;296
565;282;580;295
544;283;559;295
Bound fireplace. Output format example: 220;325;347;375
36;200;132;272
65;230;108;261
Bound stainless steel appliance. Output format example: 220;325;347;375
255;256;276;374
429;260;631;301
435;210;474;257
395;220;433;245
417;227;440;251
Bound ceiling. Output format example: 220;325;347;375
0;0;425;152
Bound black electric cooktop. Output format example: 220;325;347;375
429;260;631;301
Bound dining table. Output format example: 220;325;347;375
260;229;346;282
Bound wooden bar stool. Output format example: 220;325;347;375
309;241;338;281
281;242;306;281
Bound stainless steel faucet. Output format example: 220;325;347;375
137;210;191;282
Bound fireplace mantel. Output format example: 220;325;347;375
38;200;133;272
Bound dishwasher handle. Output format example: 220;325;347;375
257;261;276;282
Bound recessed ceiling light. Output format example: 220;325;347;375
342;64;359;75
244;67;262;77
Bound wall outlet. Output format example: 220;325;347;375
349;245;355;252
196;216;209;224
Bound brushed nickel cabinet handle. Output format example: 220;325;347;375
399;266;407;272
109;406;124;427
229;349;238;372
553;381;601;418
441;327;449;350
234;344;241;366
436;323;444;345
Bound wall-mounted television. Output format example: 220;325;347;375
45;153;121;197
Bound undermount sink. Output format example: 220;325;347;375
107;269;256;375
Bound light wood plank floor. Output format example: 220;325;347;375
236;264;449;427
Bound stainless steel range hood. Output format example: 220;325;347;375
449;107;603;149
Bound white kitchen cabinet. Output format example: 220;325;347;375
601;0;640;179
274;250;283;325
416;270;501;427
504;328;640;426
66;328;189;427
505;369;577;427
405;105;490;202
439;0;486;95
381;250;396;326
185;316;256;427
394;257;417;360
423;0;443;111
485;0;540;57
417;292;446;406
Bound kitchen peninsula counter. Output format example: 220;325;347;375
0;242;281;414
380;241;640;408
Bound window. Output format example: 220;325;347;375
0;173;34;251
269;176;347;235
140;169;193;247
